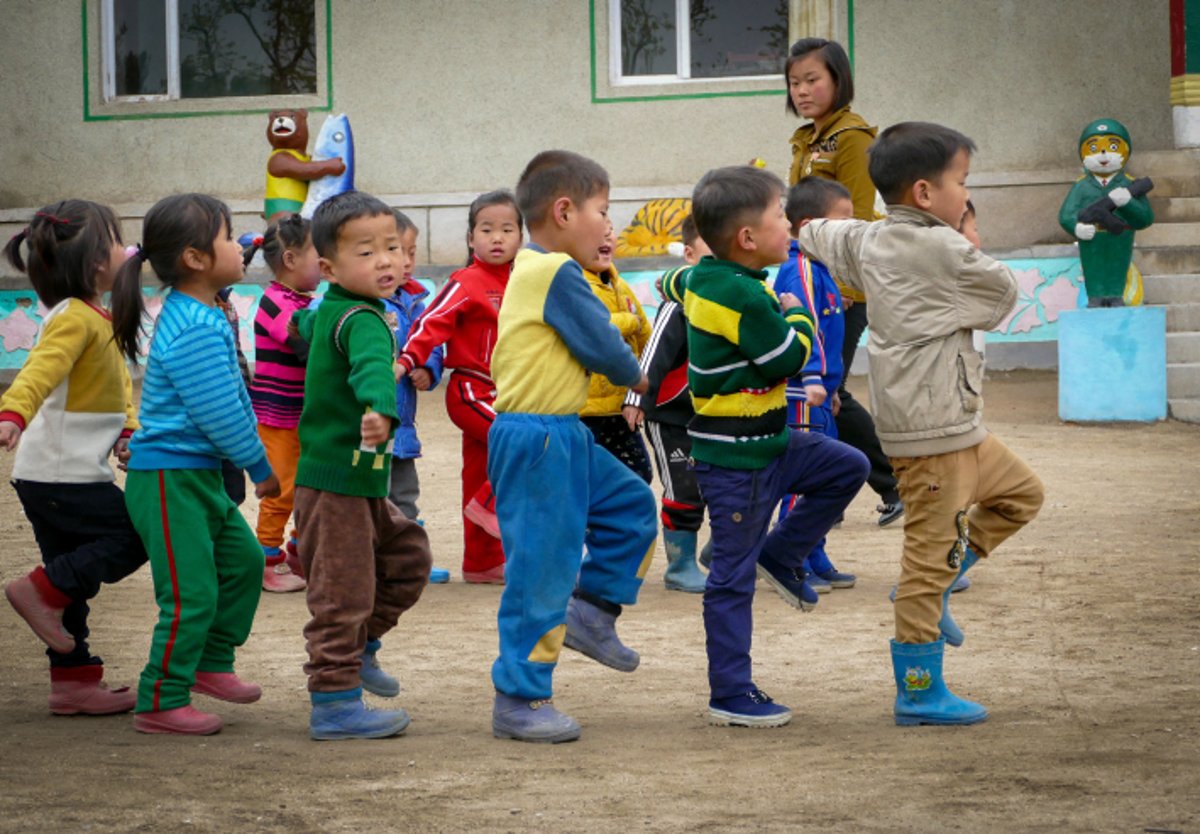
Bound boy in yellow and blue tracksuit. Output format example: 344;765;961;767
488;150;656;743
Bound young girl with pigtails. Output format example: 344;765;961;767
111;193;280;736
0;200;147;718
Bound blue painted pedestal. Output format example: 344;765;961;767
1058;306;1166;421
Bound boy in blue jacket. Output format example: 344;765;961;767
773;178;856;596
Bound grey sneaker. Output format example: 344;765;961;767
492;692;581;743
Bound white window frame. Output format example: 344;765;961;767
99;0;318;104
608;0;786;87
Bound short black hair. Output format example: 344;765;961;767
785;178;852;230
679;213;699;247
785;38;854;117
868;122;977;204
393;209;417;236
691;166;785;261
311;190;395;257
515;150;609;228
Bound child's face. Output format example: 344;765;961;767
399;227;419;282
320;213;402;299
921;148;972;228
288;235;322;293
959;211;981;248
683;236;712;265
583;220;616;273
96;234;128;295
742;196;792;268
788;53;837;124
470;203;522;266
210;219;246;287
562;190;611;267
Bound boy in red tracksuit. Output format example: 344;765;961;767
397;190;522;583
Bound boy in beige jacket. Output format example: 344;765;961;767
798;121;1043;727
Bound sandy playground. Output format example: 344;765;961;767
0;370;1197;833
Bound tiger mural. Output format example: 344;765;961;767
615;198;692;259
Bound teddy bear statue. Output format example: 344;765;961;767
263;108;345;224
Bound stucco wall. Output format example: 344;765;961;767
0;1;1174;211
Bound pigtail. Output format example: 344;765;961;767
260;213;311;273
111;245;147;363
4;227;29;274
242;235;265;267
4;201;118;308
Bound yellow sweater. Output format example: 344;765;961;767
0;298;137;483
581;266;651;417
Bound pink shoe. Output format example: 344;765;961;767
5;567;74;654
462;563;506;584
192;671;262;704
284;536;305;579
262;564;306;593
49;666;136;715
134;705;223;735
463;498;501;539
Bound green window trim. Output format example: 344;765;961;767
80;0;334;122
589;0;855;104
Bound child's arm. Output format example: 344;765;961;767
622;277;653;358
955;244;1019;331
404;298;445;391
796;219;869;298
659;266;688;306
772;253;825;399
0;310;89;450
341;312;402;429
159;324;273;484
397;280;464;375
741;293;816;382
544;261;643;389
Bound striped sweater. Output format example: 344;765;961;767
250;280;314;428
128;290;271;482
661;257;815;469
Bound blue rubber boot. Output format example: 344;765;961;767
563;595;640;672
360;638;400;698
662;530;706;593
428;567;450;584
698;539;713;569
310;689;410;740
492;692;581;743
939;548;979;648
890;638;987;726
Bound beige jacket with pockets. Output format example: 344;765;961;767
797;206;1018;458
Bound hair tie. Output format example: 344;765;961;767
252;236;264;247
34;211;69;227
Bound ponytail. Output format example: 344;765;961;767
4;226;30;274
111;246;147;363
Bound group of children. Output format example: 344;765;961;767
2;34;1043;741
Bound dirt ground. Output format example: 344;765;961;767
0;370;1197;833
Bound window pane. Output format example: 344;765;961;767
690;0;788;79
179;0;317;98
621;0;677;76
113;0;168;96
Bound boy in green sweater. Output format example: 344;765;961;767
293;191;433;741
662;166;868;728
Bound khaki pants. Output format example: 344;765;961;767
890;434;1044;643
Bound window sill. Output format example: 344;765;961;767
84;91;330;122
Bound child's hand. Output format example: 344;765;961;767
111;437;131;470
256;473;282;499
778;292;802;311
287;317;301;341
394;361;408;382
831;390;841;416
842;295;855;310
804;384;827;408
631;373;650;395
0;422;21;451
622;405;644;432
361;410;391;447
410;368;433;391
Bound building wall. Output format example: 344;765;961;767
0;0;1174;255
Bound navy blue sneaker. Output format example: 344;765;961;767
709;688;792;727
807;572;832;594
813;568;857;589
756;551;818;611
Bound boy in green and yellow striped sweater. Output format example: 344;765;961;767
662;166;868;728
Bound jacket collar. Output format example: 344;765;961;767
789;106;876;148
470;254;513;282
883;204;955;229
694;255;770;283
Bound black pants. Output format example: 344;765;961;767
645;420;705;531
13;479;148;667
836;303;900;505
582;415;653;485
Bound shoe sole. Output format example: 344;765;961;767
708;707;792;728
878;513;904;528
754;565;817;612
663;581;706;593
50;698;136;716
191;682;262;704
311;722;409;741
810;583;832;594
493;726;581;743
828;580;856;589
134;715;223;735
5;585;75;654
895;711;988;727
361;682;401;698
561;635;640;672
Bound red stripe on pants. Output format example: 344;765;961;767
151;471;184;712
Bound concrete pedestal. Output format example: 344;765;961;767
1058;306;1166;421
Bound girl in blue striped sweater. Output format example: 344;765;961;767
111;194;280;736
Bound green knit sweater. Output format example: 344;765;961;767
294;285;399;497
662;257;814;469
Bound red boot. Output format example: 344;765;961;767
133;705;223;735
49;665;136;715
192;671;262;704
284;533;305;579
5;567;74;654
463;482;501;539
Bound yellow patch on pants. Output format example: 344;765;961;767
528;624;566;663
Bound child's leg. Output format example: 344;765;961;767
965;434;1044;557
125;470;225;713
387;457;421;520
645;422;705;534
255;425;301;550
364;498;432;640
445;372;505;572
198;501;265;674
577;436;658;606
693;462;778;698
582;415;653;485
294;488;379;693
12;480;147;666
489;414;589;700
